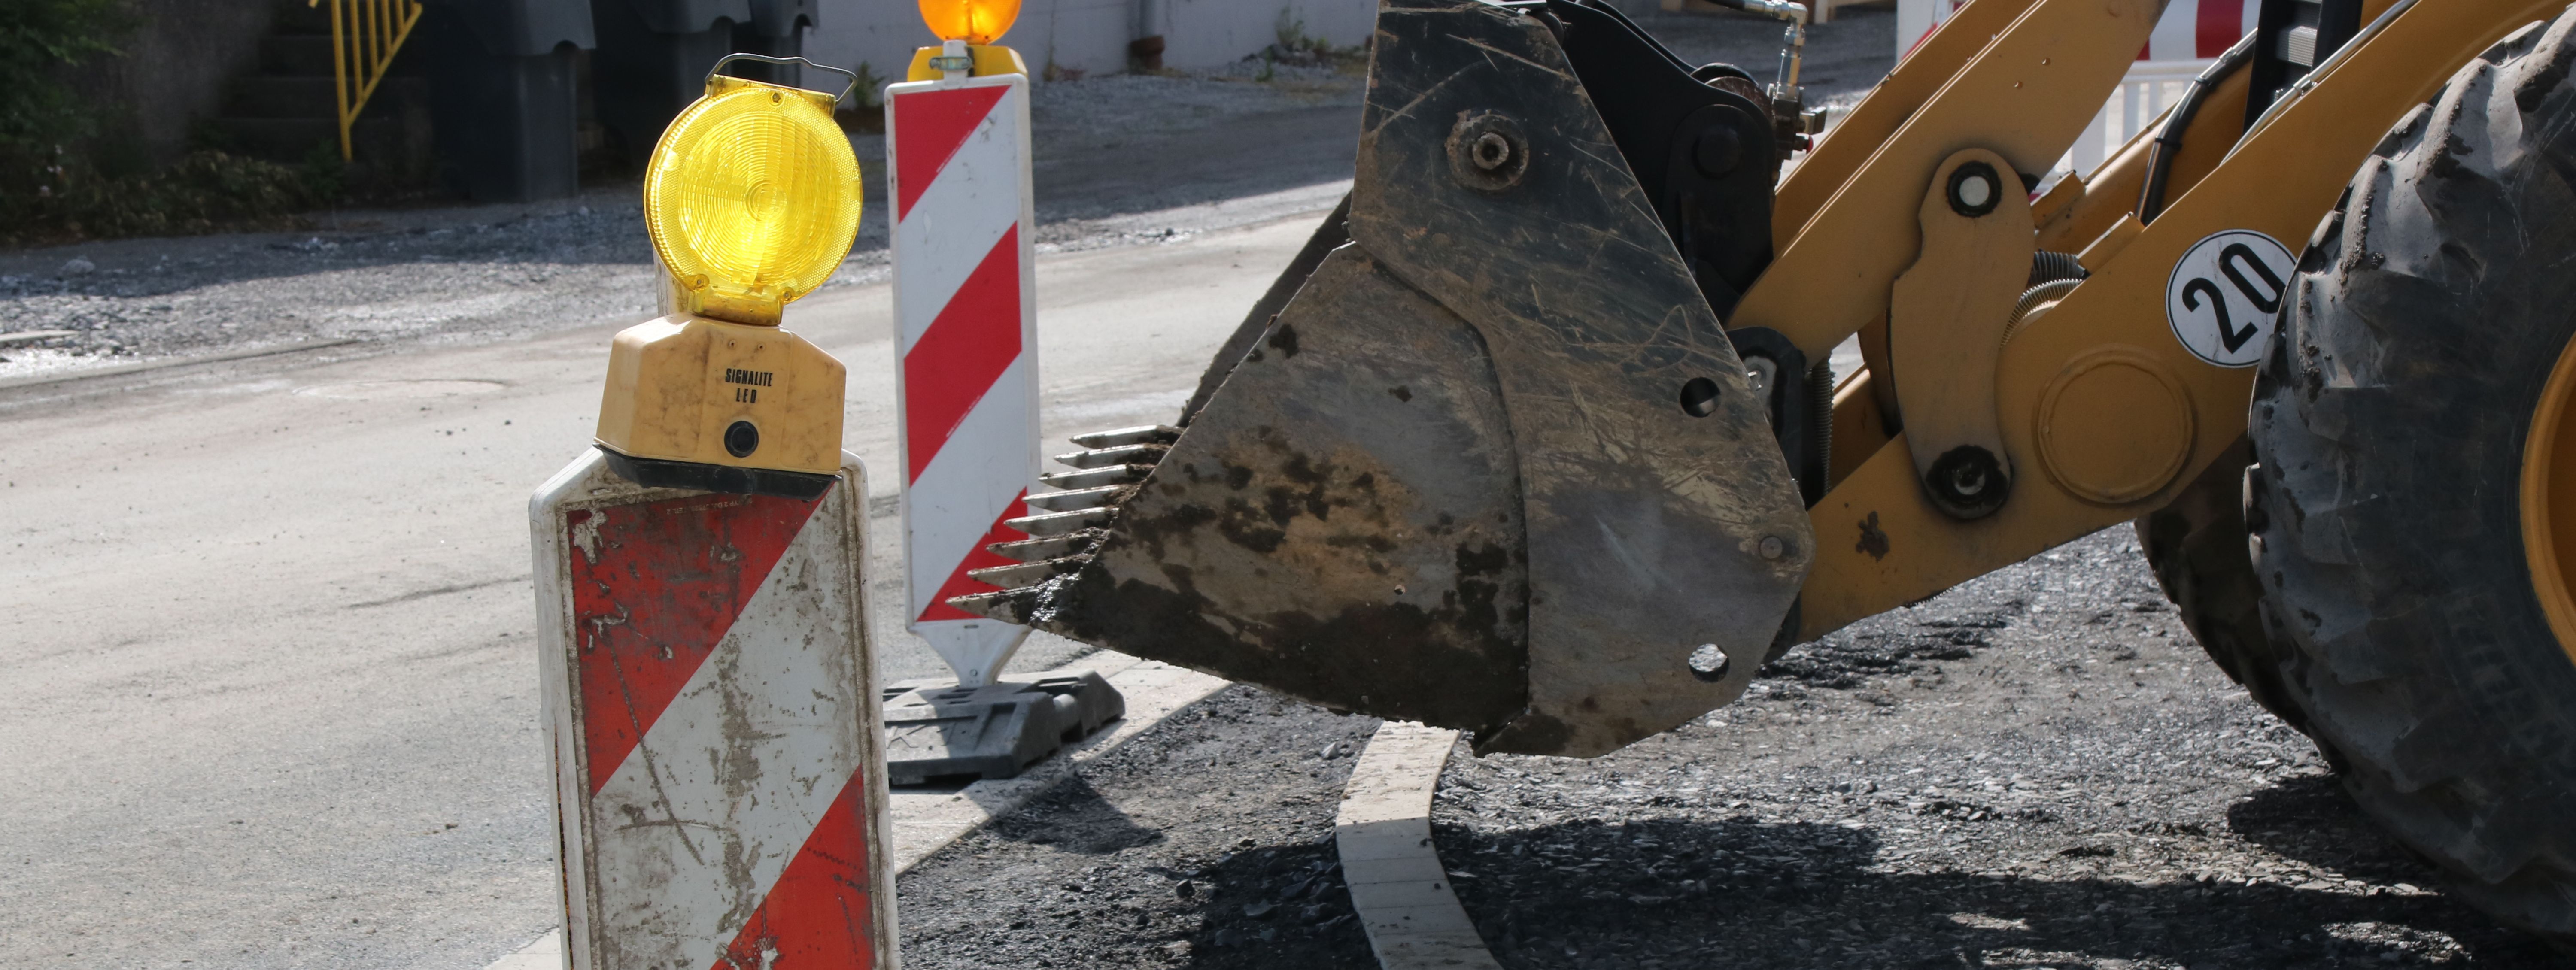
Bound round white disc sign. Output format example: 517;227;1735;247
2164;229;2296;367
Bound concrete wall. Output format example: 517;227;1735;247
806;0;1374;97
69;0;279;168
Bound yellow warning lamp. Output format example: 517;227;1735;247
595;55;864;496
909;0;1030;80
919;0;1019;44
644;72;860;325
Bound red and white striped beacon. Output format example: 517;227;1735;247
532;54;894;970
887;29;1041;688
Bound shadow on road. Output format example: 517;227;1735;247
985;773;1171;856
1440;816;2564;968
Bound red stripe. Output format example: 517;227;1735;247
902;226;1022;483
916;492;1029;622
2194;0;2242;58
892;85;1009;222
707;767;883;970
567;488;826;794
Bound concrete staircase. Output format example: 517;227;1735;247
210;0;432;185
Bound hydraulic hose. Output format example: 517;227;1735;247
2138;33;2259;224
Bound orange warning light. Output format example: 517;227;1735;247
918;0;1019;44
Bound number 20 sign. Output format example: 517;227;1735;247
2166;229;2297;368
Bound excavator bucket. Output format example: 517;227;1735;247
954;0;1815;757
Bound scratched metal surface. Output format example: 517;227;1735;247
533;452;895;970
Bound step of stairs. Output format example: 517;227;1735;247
259;34;336;76
270;1;334;36
213;0;430;180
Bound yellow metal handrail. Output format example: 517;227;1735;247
309;0;425;161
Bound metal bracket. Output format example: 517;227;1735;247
707;52;862;106
1889;148;2035;519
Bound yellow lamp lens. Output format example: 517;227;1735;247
643;79;862;325
919;0;1020;44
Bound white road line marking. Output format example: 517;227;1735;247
483;649;1230;970
1337;722;1504;970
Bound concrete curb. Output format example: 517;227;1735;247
1337;722;1504;970
480;650;1230;970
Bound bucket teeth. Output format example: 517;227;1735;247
1007;506;1114;536
1069;424;1180;449
951;425;1177;623
966;556;1089;588
1023;484;1128;512
1039;464;1156;489
946;587;1042;623
1052;443;1169;469
987;530;1105;562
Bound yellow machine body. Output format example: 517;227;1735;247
1783;0;2558;639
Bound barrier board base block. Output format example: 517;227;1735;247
883;671;1126;785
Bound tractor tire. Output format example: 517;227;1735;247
2246;15;2576;948
2134;439;2318;737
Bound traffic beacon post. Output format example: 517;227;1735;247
529;54;894;970
881;0;1124;785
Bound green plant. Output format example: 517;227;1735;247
1262;9;1356;72
0;0;130;153
1274;10;1313;57
0;1;350;245
2;149;333;246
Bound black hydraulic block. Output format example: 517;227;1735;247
881;672;1127;786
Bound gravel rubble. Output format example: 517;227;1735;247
1432;527;2570;968
889;525;2572;967
896;686;1383;969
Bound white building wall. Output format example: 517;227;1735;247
808;0;1377;96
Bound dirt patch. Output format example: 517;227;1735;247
895;685;1384;969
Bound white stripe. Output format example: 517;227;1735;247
910;618;1028;685
902;352;1036;620
890;81;1027;351
586;511;867;970
887;73;1039;683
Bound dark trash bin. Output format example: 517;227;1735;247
591;0;811;167
732;0;820;88
416;0;595;202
